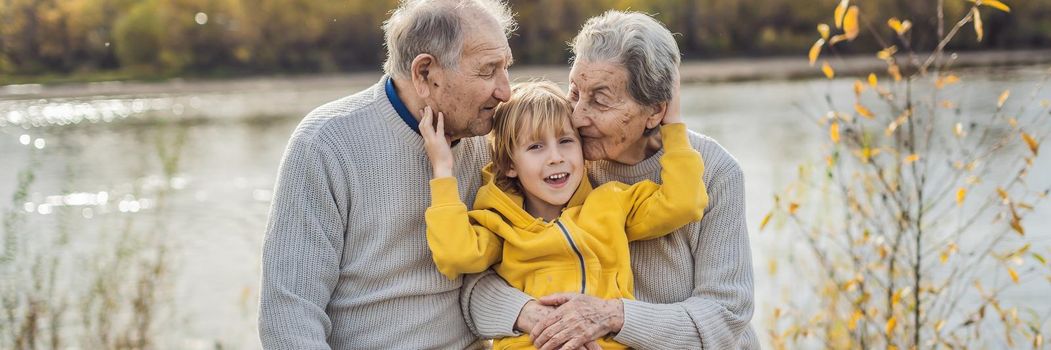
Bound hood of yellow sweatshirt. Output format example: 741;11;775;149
474;163;593;231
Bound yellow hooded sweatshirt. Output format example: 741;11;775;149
425;123;707;350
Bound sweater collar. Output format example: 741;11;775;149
385;76;420;135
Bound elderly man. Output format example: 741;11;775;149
258;0;514;348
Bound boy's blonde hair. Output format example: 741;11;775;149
491;81;575;194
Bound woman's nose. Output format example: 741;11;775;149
571;103;591;128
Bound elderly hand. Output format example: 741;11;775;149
661;68;683;125
529;293;624;350
419;106;454;178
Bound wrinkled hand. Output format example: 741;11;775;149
419;106;454;178
530;293;624;350
662;68;683;125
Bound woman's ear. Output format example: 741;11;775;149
411;54;442;98
644;101;668;129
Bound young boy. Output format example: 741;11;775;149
420;81;706;349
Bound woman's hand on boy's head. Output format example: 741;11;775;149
420;106;454;178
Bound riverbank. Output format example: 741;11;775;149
4;49;1050;99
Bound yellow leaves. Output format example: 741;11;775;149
829;34;849;46
817;23;830;40
809;39;825;66
789;202;800;214
941;242;959;264
904;154;920;164
885;109;910;136
1021;132;1039;155
853;80;864;96
822;61;835;79
972;8;984;42
935;319;946;332
768;259;778;274
935;74;960;89
848;310;863;331
887;18;912;35
854;103;874;119
868;73;878;87
830;122;841;144
969;0;1011;13
877;45;898;60
759;211;773;231
1007;266;1019;284
888;64;902;81
997;187;1010;202
891;288;904;307
854;147;880;163
1010;216;1025;235
955;122;966;138
885;316;897;335
998;89;1011;108
843;6;860;40
834;0;849;28
956;187;967;206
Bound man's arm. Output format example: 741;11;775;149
459;270;537;338
259;135;349;350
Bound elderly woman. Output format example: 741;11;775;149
461;10;759;349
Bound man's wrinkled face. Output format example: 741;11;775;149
427;17;513;140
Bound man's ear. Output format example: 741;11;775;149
644;101;668;129
411;54;442;98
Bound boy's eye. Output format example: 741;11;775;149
559;137;575;144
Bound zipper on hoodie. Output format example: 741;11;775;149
554;220;586;294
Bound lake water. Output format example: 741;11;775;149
2;65;1049;348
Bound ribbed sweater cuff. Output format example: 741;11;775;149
470;277;534;337
429;177;462;206
614;299;703;348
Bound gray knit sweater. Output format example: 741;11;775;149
259;77;490;349
460;131;761;349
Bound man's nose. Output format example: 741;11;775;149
493;69;511;102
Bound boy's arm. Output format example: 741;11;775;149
622;122;708;241
421;106;502;280
426;178;504;280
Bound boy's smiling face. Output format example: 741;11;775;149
505;117;585;217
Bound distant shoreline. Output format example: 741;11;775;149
3;49;1050;99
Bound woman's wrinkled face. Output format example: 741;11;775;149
567;60;658;164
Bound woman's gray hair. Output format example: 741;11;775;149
382;0;516;80
571;11;680;107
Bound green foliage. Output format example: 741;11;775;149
2;0;1051;79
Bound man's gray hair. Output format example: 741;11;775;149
571;11;680;107
383;0;516;80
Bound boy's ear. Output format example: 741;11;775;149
411;53;443;98
505;166;517;179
